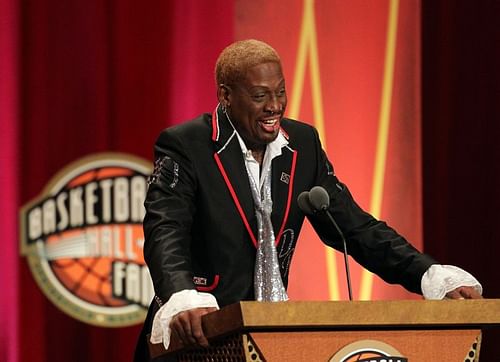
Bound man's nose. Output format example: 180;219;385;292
265;95;282;113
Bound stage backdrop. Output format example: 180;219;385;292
14;1;234;361
1;0;458;361
235;0;423;302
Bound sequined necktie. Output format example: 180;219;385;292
246;163;288;302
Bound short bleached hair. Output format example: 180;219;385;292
215;39;281;86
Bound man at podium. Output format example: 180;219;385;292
134;39;482;361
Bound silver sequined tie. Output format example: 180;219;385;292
246;164;288;302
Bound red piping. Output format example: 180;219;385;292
195;275;220;292
213;147;297;249
213;153;258;247
280;127;289;140
274;150;297;246
211;107;218;141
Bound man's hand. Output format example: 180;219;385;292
169;307;218;347
446;286;483;299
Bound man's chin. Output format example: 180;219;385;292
261;129;280;142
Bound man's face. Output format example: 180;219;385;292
225;62;287;149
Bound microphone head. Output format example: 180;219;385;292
297;191;314;215
309;186;330;211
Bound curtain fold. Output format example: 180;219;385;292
0;0;19;361
18;1;233;361
422;1;500;358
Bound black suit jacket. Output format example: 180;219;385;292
135;106;436;360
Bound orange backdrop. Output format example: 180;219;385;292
236;0;423;301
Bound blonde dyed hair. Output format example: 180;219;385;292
215;39;281;86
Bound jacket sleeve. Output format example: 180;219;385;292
143;130;198;301
307;127;437;294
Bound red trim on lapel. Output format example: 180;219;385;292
195;275;220;292
211;107;219;141
274;150;297;246
213;152;258;247
279;127;289;140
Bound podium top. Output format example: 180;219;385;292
203;299;500;335
150;299;500;357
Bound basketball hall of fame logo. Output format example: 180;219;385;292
329;340;408;362
20;153;154;327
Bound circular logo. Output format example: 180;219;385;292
329;340;408;362
20;153;153;327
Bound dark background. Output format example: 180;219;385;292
422;0;500;357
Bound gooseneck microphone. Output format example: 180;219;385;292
298;186;353;301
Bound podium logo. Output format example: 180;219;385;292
329;340;408;362
20;153;154;327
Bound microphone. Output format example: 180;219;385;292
298;186;353;301
308;186;330;211
297;191;314;215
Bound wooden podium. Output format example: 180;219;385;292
149;299;500;361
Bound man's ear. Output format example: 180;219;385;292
217;84;231;108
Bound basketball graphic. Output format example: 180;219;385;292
20;153;154;327
343;351;386;362
47;223;146;307
329;340;408;362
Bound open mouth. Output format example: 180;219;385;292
259;117;280;132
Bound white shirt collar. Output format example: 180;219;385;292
235;130;288;162
235;130;288;188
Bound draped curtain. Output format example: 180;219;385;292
421;0;500;356
1;0;19;361
10;1;233;361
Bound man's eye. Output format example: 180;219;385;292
252;94;266;101
277;89;286;97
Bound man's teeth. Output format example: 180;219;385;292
262;119;278;125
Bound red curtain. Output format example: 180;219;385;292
16;1;233;361
1;0;19;361
422;0;500;357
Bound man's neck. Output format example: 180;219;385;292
251;149;265;165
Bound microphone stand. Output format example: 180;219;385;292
322;206;353;301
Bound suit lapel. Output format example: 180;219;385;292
212;106;297;249
271;142;297;246
212;106;258;247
